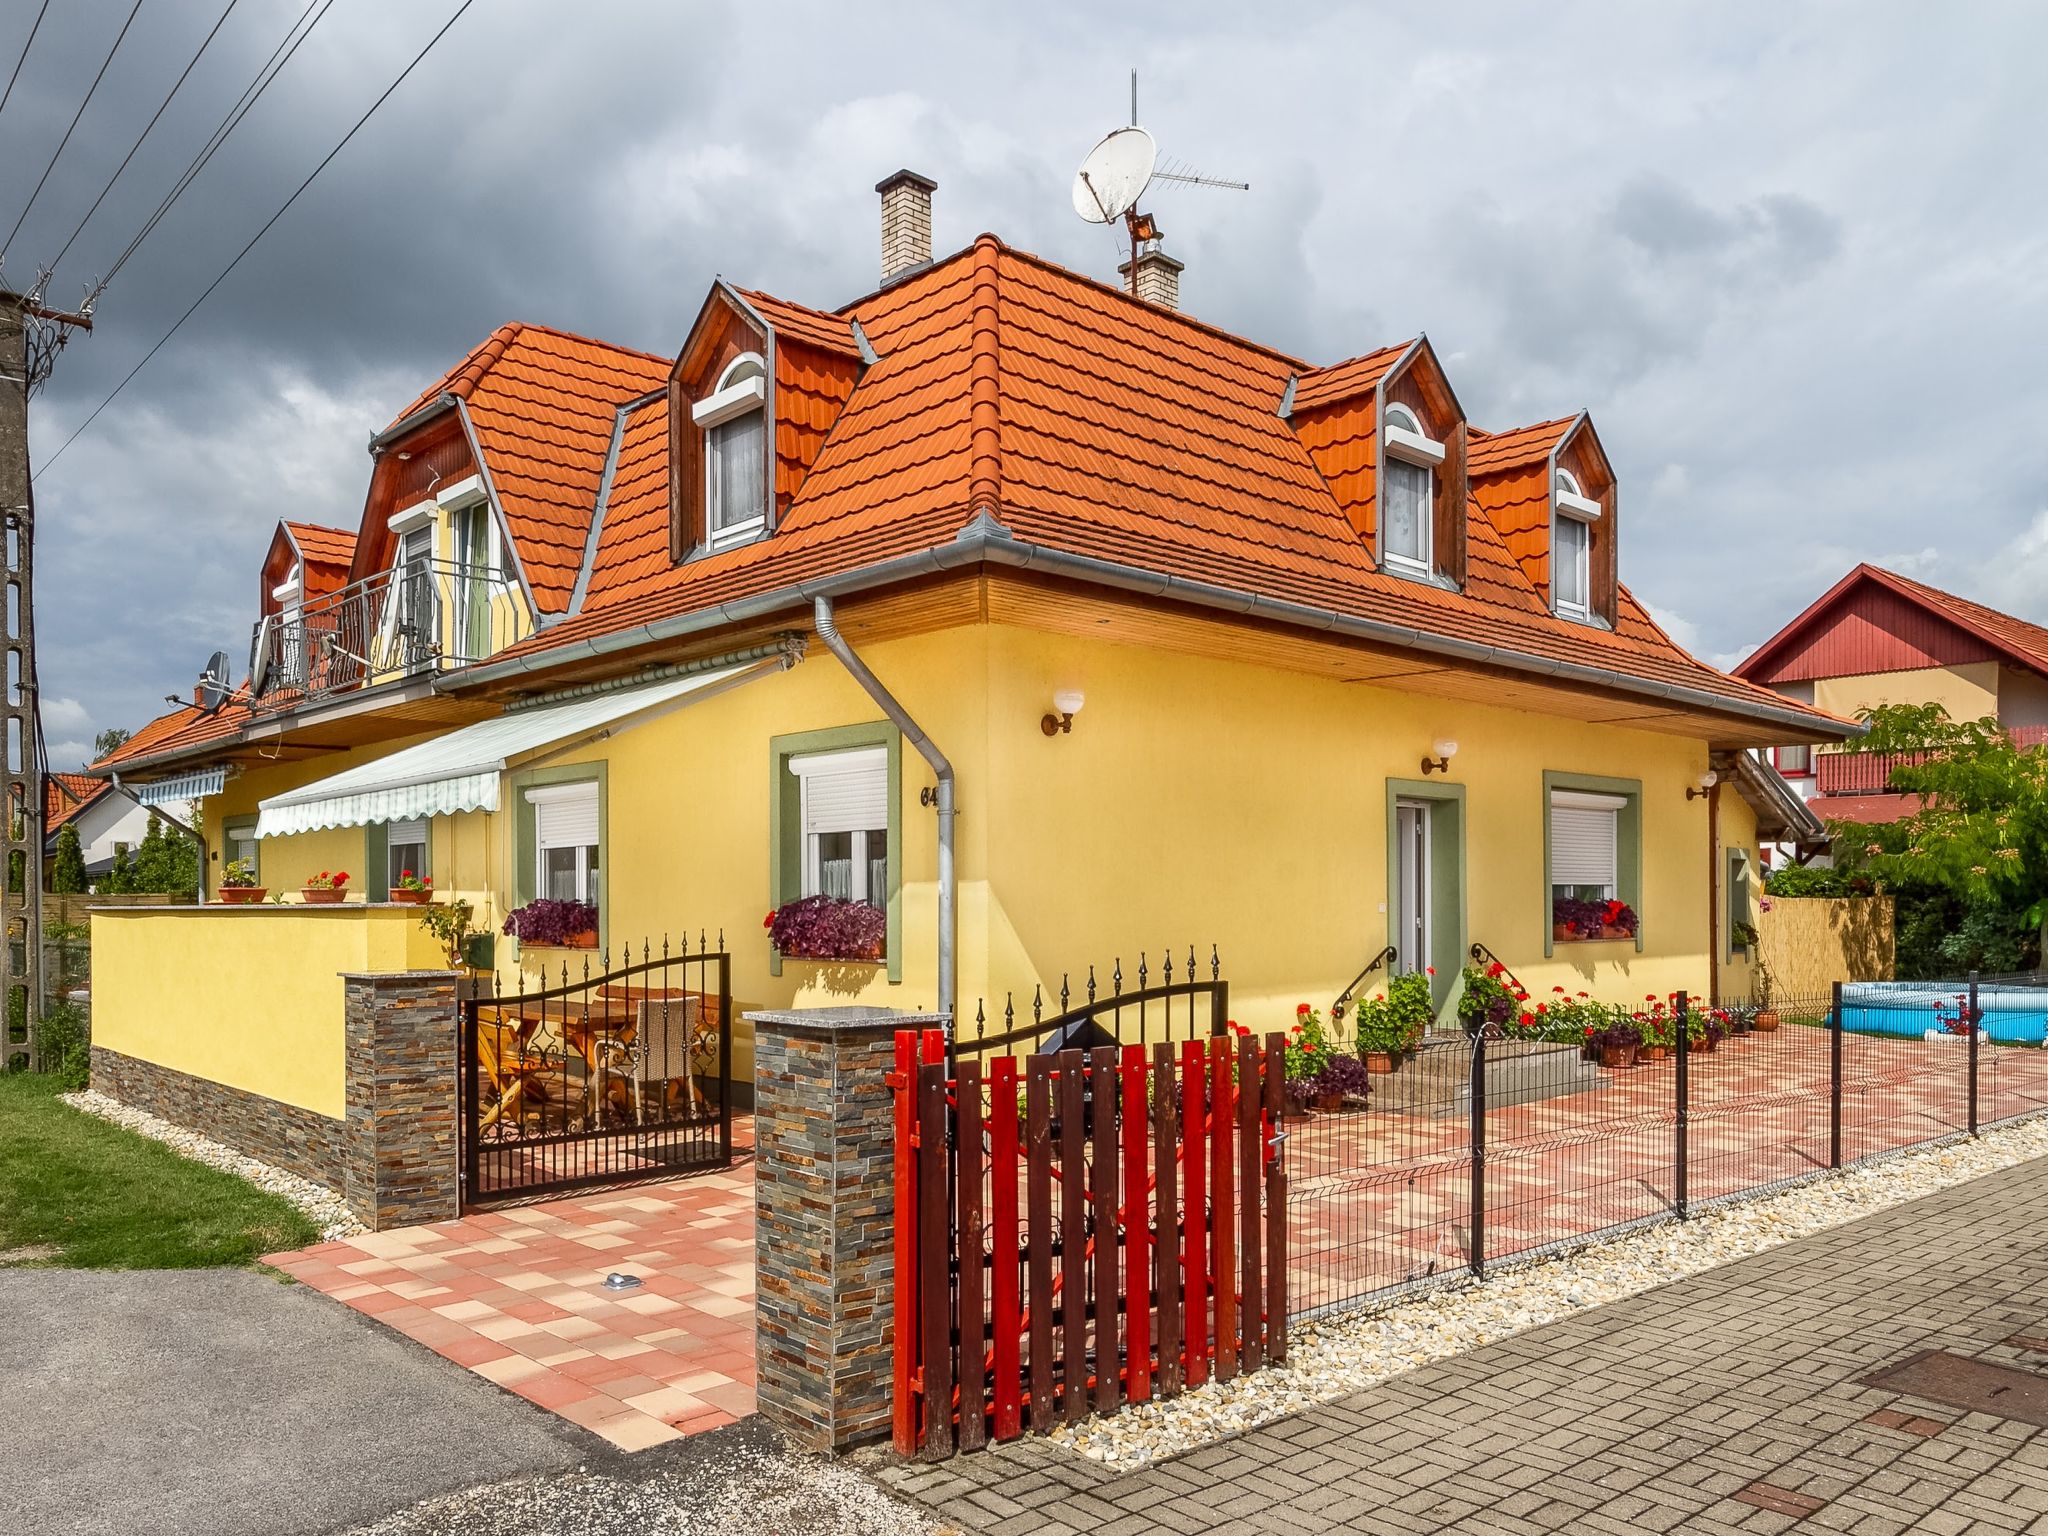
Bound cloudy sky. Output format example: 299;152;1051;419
6;1;2045;767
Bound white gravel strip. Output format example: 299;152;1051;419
60;1089;365;1243
1055;1115;2048;1467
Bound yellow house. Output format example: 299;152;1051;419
94;177;1849;1102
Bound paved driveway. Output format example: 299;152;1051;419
0;1268;581;1536
885;1152;2048;1535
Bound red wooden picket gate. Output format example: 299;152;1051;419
890;1028;1288;1458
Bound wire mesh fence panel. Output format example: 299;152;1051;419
1834;983;1974;1164
1482;1037;1675;1265
1687;998;1836;1203
1285;1032;1474;1316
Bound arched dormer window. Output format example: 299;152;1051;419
692;353;768;549
1381;402;1446;576
1552;467;1603;620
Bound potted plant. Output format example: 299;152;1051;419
766;894;886;962
301;869;350;904
1591;1019;1640;1069
503;897;599;949
1731;918;1760;953
1551;895;1605;941
1308;1051;1372;1112
1355;970;1433;1071
390;868;434;906
419;897;477;966
1281;1003;1331;1116
1600;899;1640;939
217;858;265;905
1752;951;1780;1031
1637;1008;1671;1060
1457;961;1520;1033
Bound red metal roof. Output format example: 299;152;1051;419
1810;792;1920;826
1738;564;2048;686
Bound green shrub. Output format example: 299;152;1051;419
36;1000;90;1091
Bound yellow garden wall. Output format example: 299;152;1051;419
91;905;441;1119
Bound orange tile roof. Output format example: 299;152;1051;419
45;772;105;831
123;234;1848;771
489;237;1840;734
1467;418;1576;478
383;323;671;612
90;704;235;773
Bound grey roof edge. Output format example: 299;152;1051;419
567;388;667;616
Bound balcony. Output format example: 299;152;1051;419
249;560;522;711
1813;723;2048;795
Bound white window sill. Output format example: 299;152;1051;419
700;519;767;555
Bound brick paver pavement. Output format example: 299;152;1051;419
878;1152;2048;1535
266;1160;755;1454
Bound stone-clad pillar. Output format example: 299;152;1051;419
747;1006;948;1453
342;970;460;1231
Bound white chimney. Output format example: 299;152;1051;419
876;169;937;284
1119;232;1185;310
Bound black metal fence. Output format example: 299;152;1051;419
1287;974;2041;1319
949;946;1229;1066
459;936;732;1204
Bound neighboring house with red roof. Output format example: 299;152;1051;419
1736;564;2048;829
90;171;1853;1082
40;771;190;884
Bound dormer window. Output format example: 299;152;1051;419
1382;403;1446;576
692;354;767;549
1552;468;1602;620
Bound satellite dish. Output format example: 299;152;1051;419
196;650;231;713
1071;126;1157;225
249;627;273;699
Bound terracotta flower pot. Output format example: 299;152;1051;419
217;886;266;905
1552;923;1574;942
1647;1043;1668;1061
1364;1049;1397;1074
567;930;599;949
1753;1011;1780;1032
1690;1036;1711;1054
300;887;348;904
389;888;433;906
1600;1043;1636;1069
1313;1091;1347;1112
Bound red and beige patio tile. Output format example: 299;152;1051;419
266;1165;756;1454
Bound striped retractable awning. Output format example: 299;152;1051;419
253;662;762;838
132;766;226;805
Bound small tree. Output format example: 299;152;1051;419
92;726;131;762
50;822;86;893
104;841;132;894
1843;702;2048;973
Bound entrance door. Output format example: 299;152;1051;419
1394;799;1432;975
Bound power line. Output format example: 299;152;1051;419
0;0;52;123
50;0;244;280
35;0;479;477
100;0;336;290
0;0;148;268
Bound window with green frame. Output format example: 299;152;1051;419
768;722;903;981
1727;846;1755;958
363;818;430;900
221;817;259;890
506;762;607;939
1542;771;1643;955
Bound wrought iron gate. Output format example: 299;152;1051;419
460;939;732;1203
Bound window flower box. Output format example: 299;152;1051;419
767;895;886;963
504;898;599;949
301;870;350;904
217;886;267;905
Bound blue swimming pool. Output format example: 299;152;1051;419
1839;981;2047;1045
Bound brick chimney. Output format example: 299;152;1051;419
876;169;936;284
1119;232;1185;310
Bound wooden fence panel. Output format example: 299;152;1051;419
894;1031;1286;1458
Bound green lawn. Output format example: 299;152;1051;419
0;1074;319;1268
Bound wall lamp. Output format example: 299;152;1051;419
1041;688;1086;737
1420;738;1459;775
1686;769;1720;801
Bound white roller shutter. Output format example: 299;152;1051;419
527;781;598;850
1550;789;1626;888
791;747;888;834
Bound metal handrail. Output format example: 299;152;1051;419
1467;941;1528;997
1332;944;1398;1025
247;558;516;709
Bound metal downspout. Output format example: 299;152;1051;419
811;596;956;1022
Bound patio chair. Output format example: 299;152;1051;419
615;996;706;1123
475;1018;553;1133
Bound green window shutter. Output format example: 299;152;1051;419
365;823;390;901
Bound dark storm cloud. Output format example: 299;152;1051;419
5;1;2046;763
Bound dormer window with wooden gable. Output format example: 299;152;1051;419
694;353;769;549
1552;468;1600;620
1381;403;1444;576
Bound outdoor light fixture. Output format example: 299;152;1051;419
1420;737;1459;775
1687;769;1720;801
601;1272;644;1292
1041;688;1086;737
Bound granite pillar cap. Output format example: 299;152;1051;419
745;1006;951;1037
338;969;461;982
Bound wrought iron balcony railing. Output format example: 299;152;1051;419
248;559;521;710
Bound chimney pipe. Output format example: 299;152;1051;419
1119;232;1185;310
875;169;937;284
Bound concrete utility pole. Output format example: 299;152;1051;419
0;285;91;1071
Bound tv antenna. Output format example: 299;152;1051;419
1071;70;1248;295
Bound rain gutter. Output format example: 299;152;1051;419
445;518;1863;743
